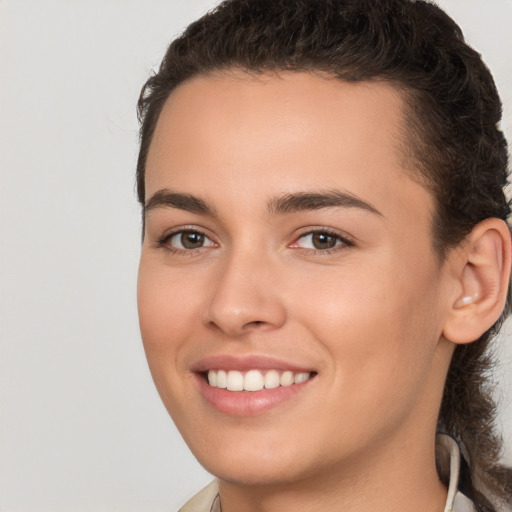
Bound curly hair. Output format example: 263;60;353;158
136;1;511;508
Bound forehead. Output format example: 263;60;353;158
145;71;433;229
147;71;406;178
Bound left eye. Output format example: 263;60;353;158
168;230;215;250
294;231;348;250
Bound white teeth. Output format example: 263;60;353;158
264;369;280;389
294;372;309;384
244;370;265;391
227;370;244;391
216;370;227;389
207;369;312;391
280;371;294;387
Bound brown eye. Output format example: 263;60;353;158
292;230;352;252
166;230;215;250
311;232;338;250
181;231;205;249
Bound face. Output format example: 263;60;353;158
138;72;454;487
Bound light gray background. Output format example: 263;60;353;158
1;1;511;511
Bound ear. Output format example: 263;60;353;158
442;218;511;344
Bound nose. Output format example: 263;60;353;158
203;248;287;337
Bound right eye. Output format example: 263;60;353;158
162;230;216;251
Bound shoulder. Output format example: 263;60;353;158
179;480;220;512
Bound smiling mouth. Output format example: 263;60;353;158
206;369;316;392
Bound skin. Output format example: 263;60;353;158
138;72;469;512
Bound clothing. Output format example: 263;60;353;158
179;435;475;512
179;481;220;512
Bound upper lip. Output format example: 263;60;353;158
191;354;315;373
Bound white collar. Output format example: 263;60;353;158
438;433;475;512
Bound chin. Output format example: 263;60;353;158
180;422;337;488
200;452;311;488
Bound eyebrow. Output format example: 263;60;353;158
267;190;382;216
144;189;217;217
143;188;381;218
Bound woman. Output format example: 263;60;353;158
136;1;512;510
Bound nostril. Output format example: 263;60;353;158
243;320;266;330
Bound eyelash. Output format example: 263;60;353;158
156;228;354;255
156;228;216;255
291;228;354;255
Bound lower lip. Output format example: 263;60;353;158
195;374;315;416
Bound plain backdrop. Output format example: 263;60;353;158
1;1;511;511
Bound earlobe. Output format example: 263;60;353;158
443;218;511;344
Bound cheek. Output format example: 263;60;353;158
137;260;200;363
137;261;203;421
289;253;444;390
305;245;440;331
